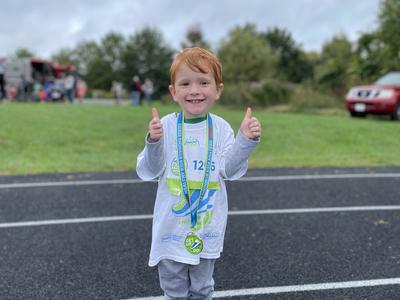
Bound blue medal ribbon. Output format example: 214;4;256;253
176;112;213;228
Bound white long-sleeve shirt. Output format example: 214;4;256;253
136;112;259;266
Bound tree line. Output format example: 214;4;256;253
11;0;400;109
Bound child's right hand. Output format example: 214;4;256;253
148;107;163;143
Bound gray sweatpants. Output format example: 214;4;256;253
157;258;216;300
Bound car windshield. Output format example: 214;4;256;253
374;72;400;85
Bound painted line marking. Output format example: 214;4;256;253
228;205;400;216
1;172;400;189
0;179;144;189
0;214;153;228
1;205;400;229
125;277;400;299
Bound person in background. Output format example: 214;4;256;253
39;87;47;102
112;80;123;105
76;79;87;104
131;75;142;106
142;78;154;106
64;72;76;103
32;80;42;102
44;77;54;101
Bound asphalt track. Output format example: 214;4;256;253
0;167;400;299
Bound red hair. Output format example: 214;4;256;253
170;47;223;86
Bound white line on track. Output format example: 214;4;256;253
1;172;400;189
1;205;400;229
0;179;144;189
125;277;400;299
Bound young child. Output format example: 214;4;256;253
136;47;261;299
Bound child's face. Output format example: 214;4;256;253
169;64;223;119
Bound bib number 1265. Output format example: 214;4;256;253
193;160;215;171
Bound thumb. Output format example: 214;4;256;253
244;107;252;120
151;107;159;120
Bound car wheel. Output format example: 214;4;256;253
390;104;400;121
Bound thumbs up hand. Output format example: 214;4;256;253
148;107;163;143
240;107;261;140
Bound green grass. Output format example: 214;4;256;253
0;102;399;175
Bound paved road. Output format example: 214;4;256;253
0;167;400;299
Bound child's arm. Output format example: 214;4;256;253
136;108;166;180
222;108;261;180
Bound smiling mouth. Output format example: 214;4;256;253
187;99;205;103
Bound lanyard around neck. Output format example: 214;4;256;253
176;112;213;228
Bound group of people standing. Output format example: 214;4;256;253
130;75;154;106
111;76;154;106
35;73;86;103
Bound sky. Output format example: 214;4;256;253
0;0;381;59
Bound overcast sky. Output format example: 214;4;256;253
0;0;380;59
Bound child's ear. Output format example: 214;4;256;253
215;83;224;101
169;85;177;102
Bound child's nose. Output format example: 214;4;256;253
189;84;200;95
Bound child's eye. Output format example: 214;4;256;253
200;81;209;86
179;82;189;86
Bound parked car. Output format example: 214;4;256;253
345;72;400;120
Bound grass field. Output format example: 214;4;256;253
0;102;399;175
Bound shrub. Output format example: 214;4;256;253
219;79;292;108
252;79;292;106
219;82;256;107
290;85;341;111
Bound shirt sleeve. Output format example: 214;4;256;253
136;133;166;181
220;128;259;180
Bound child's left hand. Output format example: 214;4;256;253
240;107;261;140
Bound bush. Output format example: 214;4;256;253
219;79;292;108
290;85;341;111
219;82;256;107
252;79;292;106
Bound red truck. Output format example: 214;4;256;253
345;72;400;120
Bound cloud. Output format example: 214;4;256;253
0;0;380;58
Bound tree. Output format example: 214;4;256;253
87;32;126;89
354;32;386;81
315;34;354;98
55;40;110;90
181;23;210;49
218;25;277;83
121;27;173;97
100;32;125;74
377;0;400;70
14;48;35;58
73;41;102;76
51;48;80;66
351;0;400;83
261;27;313;83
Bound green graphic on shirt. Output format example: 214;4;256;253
178;211;213;232
184;136;200;147
192;211;213;232
171;158;180;176
167;178;218;231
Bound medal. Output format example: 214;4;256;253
184;232;203;255
176;112;213;254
